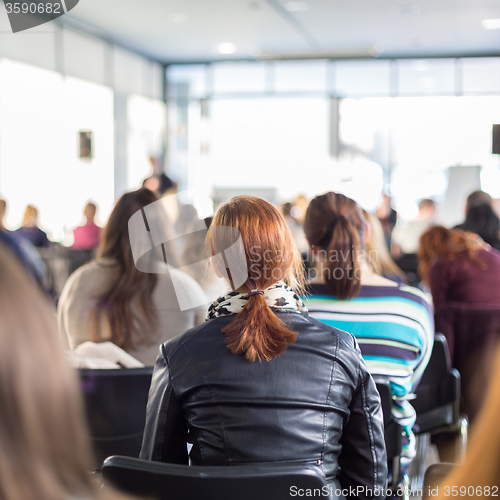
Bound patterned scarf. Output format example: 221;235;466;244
206;281;308;320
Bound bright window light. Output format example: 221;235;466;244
217;43;237;55
285;2;309;12
482;19;500;30
127;95;166;190
0;59;65;239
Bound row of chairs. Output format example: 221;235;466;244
80;334;466;498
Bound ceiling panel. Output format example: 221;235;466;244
64;0;500;63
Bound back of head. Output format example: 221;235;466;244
211;196;304;362
418;225;484;281
282;202;293;218
0;243;94;500
463;203;500;246
84;202;97;221
363;209;406;282
93;188;160;350
419;198;436;218
22;205;38;226
0;199;6;228
304;192;365;299
467;190;492;211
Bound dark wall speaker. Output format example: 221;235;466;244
493;124;500;154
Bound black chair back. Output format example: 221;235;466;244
67;248;95;275
413;334;461;434
102;455;331;500
375;377;404;492
393;253;420;287
79;367;153;467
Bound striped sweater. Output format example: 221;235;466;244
304;282;434;459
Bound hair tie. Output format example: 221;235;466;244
246;279;264;297
329;214;345;231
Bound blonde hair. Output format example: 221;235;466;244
362;210;406;283
21;204;39;226
0;243;123;500
437;343;500;495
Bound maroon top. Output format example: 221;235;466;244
428;248;500;310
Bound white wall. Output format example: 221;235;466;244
0;14;165;240
0;60;64;238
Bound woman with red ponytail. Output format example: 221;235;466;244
140;196;387;499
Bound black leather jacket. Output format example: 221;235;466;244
140;312;387;499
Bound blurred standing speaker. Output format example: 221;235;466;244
493;125;500;154
79;131;93;159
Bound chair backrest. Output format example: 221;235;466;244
393;253;420;287
79;367;154;466
374;378;393;427
414;334;460;412
67;248;95;275
102;455;331;500
374;378;403;461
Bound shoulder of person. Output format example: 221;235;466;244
61;259;113;295
397;283;433;309
299;313;361;353
159;317;217;359
166;267;208;300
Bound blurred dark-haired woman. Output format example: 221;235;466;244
418;225;500;422
58;188;207;366
462;203;500;251
303;192;434;469
140;195;387;499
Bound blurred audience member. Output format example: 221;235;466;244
58;188;207;366
0;242;127;500
175;206;225;298
391;198;436;258
14;205;50;248
420;226;500;423
292;194;309;223
376;193;397;247
304;192;434;468
0;199;7;232
0;199;49;292
454;189;493;231
363;210;406;284
461;203;500;251
72;202;102;250
143;158;177;197
175;203;199;236
418;226;500;310
282;202;308;253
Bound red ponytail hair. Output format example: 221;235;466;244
211;196;305;362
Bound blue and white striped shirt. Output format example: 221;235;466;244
304;283;434;459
